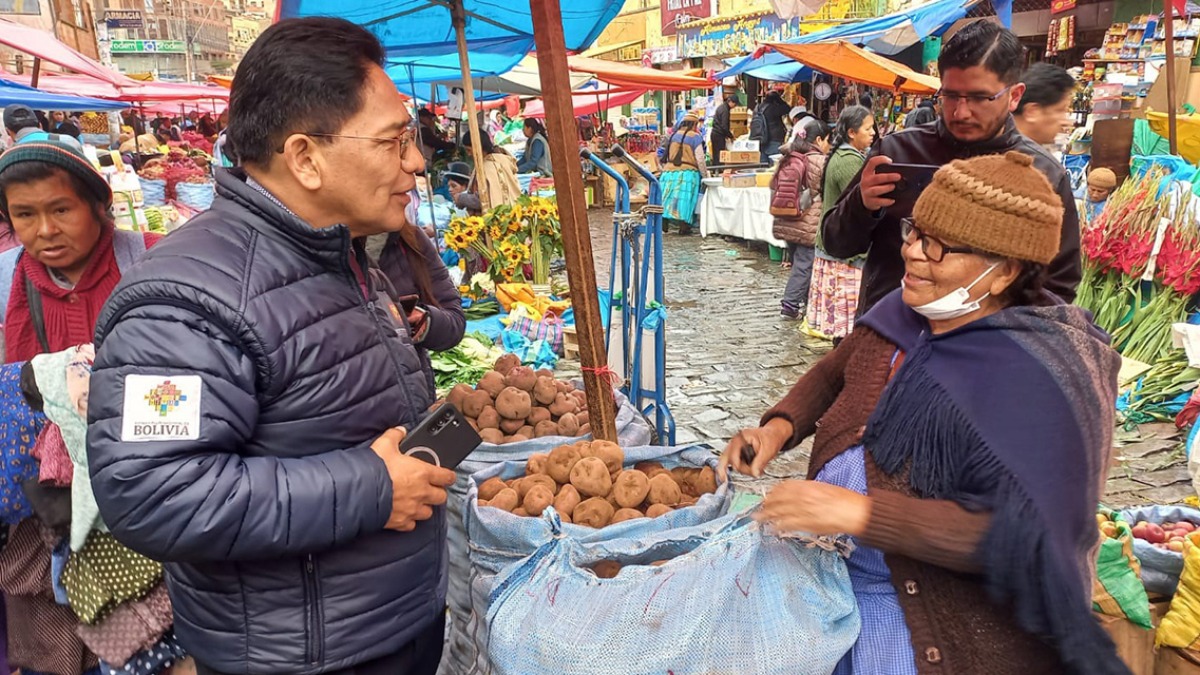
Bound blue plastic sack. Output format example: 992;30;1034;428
485;513;859;675
1118;504;1200;595
141;179;167;207
440;399;655;675
175;181;214;211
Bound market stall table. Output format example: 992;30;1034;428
699;184;786;247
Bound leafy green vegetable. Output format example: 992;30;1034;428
431;332;505;396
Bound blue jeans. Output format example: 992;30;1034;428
783;243;815;312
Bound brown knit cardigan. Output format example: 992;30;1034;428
762;326;1066;674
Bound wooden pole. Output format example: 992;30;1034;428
30;56;41;89
1165;0;1179;155
529;0;618;442
450;0;489;205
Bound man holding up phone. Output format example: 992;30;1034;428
87;19;456;675
820;22;1081;317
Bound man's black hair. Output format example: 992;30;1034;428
418;109;436;120
226;17;386;165
938;21;1026;86
1016;63;1075;114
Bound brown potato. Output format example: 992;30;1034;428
576;411;590;427
479;428;505;445
569;457;612;498
574;498;615;528
612;470;651;509
476;371;507;397
476;406;500;431
646;503;673;518
467;418;480;432
553;484;581;517
479;477;507;501
495;387;533;421
582;441;624;475
591;560;621;579
647;474;682;506
489;488;519;512
634;461;669;480
527;407;552;426
523;485;555;516
549;392;579;417
518;425;535;439
570;389;588;408
508;434;530;443
557;412;580;437
533;378;558;406
534;420;560;438
526;453;549;475
512;507;529;517
578;423;591;437
462;390;492;418
546;445;582;484
499;417;525;435
505;366;538;392
611;508;645;524
693;466;718;496
517;474;556;500
536;368;554;379
559;511;573;524
447;383;474;409
554;380;572;394
494;353;521;376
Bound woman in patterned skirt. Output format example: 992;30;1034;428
660;111;706;235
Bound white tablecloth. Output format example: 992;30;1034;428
699;185;786;248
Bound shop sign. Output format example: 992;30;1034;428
105;10;143;29
1051;0;1076;14
678;13;803;58
643;45;680;65
111;39;186;53
662;0;713;37
618;44;643;61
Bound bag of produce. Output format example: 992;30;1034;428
176;181;214;211
1119;505;1200;595
1157;537;1200;647
141;178;167;207
444;442;725;675
1093;508;1153;629
484;512;859;675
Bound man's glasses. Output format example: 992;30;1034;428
933;85;1014;110
277;124;418;156
900;218;977;263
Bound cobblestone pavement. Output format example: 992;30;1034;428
559;206;1192;506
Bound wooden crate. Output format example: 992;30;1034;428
562;325;580;359
1157;647;1200;674
1097;611;1156;675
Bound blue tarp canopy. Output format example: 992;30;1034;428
0;77;125;112
716;0;974;81
279;0;624;86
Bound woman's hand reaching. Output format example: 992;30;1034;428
756;480;871;537
717;417;793;479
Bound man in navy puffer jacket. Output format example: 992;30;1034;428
86;18;457;675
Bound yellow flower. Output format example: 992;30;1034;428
458;259;467;270
489;225;504;241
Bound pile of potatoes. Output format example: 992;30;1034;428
476;440;719;528
444;354;591;445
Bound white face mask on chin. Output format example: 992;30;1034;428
904;262;1000;322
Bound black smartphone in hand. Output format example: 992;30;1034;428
400;403;481;470
879;162;939;215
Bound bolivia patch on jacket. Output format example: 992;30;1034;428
121;375;202;442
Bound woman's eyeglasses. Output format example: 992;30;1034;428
900;218;977;263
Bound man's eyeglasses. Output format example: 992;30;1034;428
934;85;1014;109
277;125;418;156
901;218;977;263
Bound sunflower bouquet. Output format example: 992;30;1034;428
444;196;562;285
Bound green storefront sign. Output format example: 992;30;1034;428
110;40;186;53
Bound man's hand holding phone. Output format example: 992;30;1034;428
370;427;457;532
860;155;900;212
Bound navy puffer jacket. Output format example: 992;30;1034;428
86;169;442;674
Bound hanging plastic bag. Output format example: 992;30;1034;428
1158;538;1200;647
1094;508;1154;629
484;512;859;675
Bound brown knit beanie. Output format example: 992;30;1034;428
1088;167;1117;190
911;151;1063;265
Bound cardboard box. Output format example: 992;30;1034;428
1156;647;1200;675
723;174;758;188
720;150;759;165
1095;611;1155;675
731;139;759;152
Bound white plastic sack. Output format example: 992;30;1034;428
485;512;859;675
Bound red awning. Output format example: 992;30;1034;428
523;86;647;119
0;18;132;87
4;71;230;102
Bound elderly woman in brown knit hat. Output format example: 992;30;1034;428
1080;166;1118;226
720;151;1124;674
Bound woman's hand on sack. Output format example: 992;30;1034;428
756;480;871;537
718;418;793;480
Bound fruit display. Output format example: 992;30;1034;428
442;354;593;445
476;440;719;527
1130;517;1200;553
